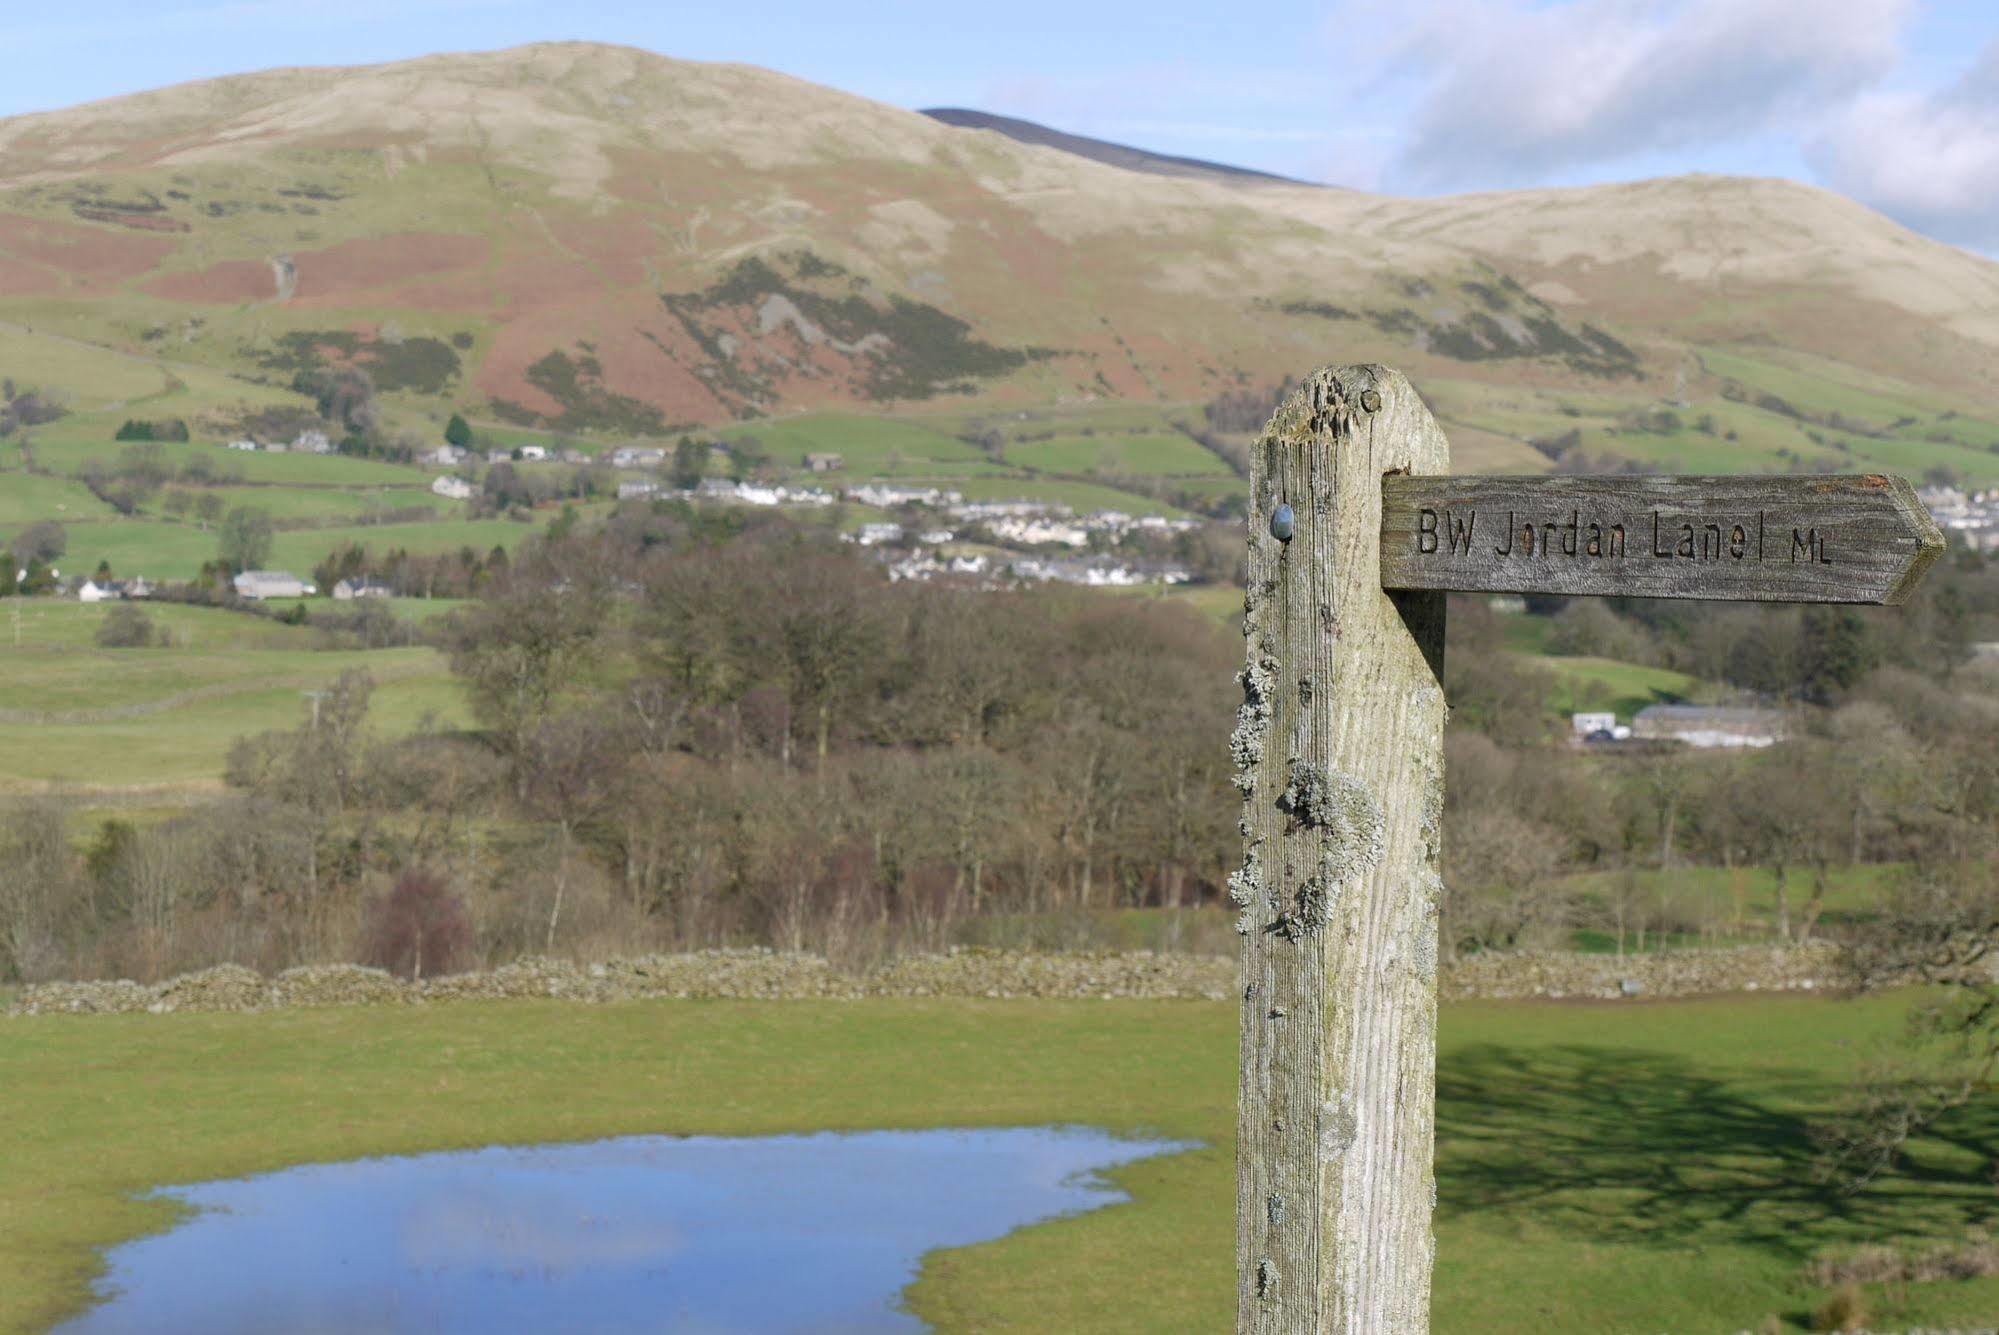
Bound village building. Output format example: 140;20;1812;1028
1631;704;1785;749
431;475;474;500
77;577;152;603
332;578;393;600
617;479;662;500
853;523;905;546
804;452;844;472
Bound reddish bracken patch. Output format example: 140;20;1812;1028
473;301;734;426
542;214;659;288
0;253;61;295
142;260;274;304
289;232;488;304
0;213;176;282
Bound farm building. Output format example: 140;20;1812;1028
332;579;393;600
1631;705;1785;749
804;452;844;472
233;571;308;600
431;475;474;500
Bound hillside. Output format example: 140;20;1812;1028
0;41;1997;483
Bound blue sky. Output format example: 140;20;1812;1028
2;0;1996;249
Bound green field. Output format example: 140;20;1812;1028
718;413;989;476
1004;430;1230;478
2;992;1993;1334
55;515;542;582
0;474;119;526
21;423;432;487
0;602;464;789
153;483;450;523
1541;654;1703;720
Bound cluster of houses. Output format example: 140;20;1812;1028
1918;484;1999;552
614;477;837;507
424;443;566;467
883;551;1193;587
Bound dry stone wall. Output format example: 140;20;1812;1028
5;944;1887;1018
1440;942;1853;1001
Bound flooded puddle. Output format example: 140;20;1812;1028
57;1127;1195;1333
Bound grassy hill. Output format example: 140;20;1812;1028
0;42;1992;485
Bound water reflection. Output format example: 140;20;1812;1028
58;1127;1195;1334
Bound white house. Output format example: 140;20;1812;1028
292;429;332;454
424;444;467;467
332;578;393;600
234;570;308;600
226;439;259;452
77;580;117;604
517;444;548;462
431;475;474;501
1571;712;1618;738
617;480;661;500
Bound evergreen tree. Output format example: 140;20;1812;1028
444;414;472;448
671;435;705;490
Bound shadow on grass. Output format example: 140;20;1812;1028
1436;1043;1999;1260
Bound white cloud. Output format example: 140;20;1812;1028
1809;40;1999;249
1361;0;1911;188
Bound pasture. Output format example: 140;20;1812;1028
0;602;464;789
1;992;1993;1334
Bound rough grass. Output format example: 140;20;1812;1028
1;993;1995;1334
1560;863;1902;942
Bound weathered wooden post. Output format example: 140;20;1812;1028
1234;365;1448;1333
1233;363;1945;1334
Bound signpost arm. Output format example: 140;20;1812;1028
1235;365;1449;1334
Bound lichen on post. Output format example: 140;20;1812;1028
1235;365;1449;1334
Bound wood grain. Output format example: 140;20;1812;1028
1235;366;1446;1334
1380;474;1944;603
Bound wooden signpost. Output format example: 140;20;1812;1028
1232;365;1944;1334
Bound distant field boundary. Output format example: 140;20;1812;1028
8;942;1935;1016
